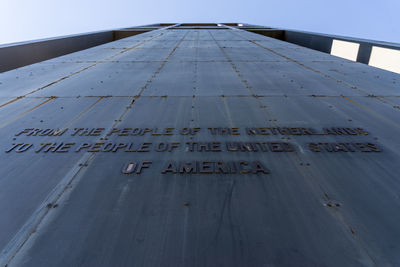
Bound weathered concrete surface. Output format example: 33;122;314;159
0;28;399;267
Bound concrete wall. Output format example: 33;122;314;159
284;30;400;65
0;31;114;73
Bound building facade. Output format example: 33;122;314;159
0;23;400;266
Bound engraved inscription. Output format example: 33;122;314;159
159;160;270;175
5;125;383;176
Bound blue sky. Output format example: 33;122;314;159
1;0;399;45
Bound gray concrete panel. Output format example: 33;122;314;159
0;62;94;97
169;47;228;62
30;62;161;97
303;61;400;95
234;61;365;96
143;61;196;96
43;47;126;63
112;48;173;62
0;96;132;251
